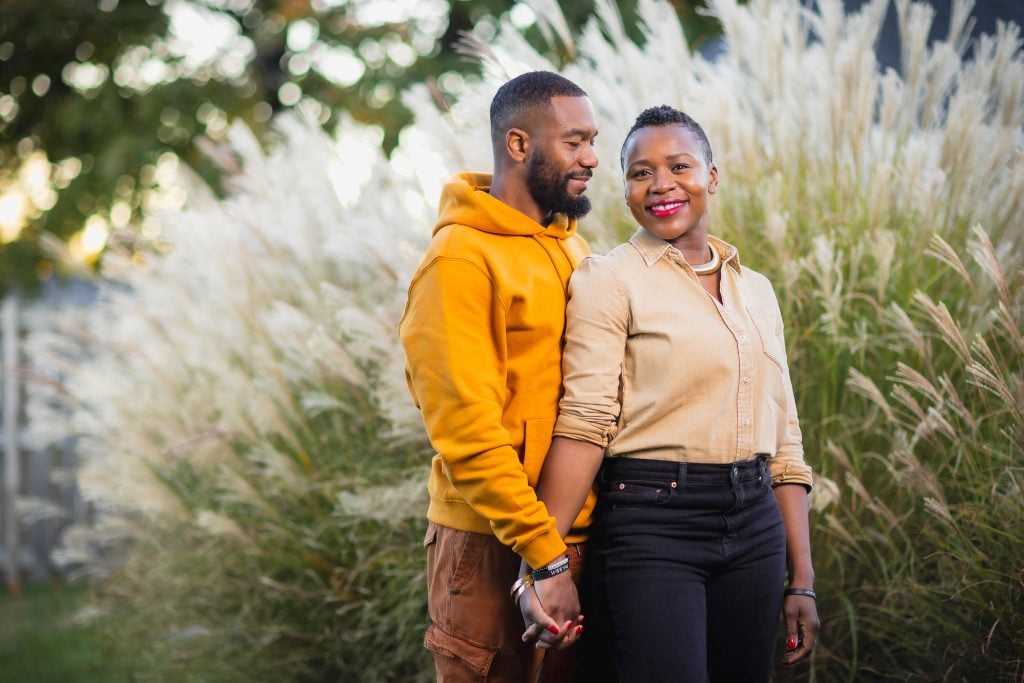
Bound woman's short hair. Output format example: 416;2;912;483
620;105;713;169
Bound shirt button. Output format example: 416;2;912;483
741;376;751;383
741;418;752;426
738;335;748;343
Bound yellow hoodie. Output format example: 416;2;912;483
400;172;594;569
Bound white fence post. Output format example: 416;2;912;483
2;292;20;593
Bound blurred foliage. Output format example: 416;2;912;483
25;0;1024;679
0;583;134;682
0;0;721;294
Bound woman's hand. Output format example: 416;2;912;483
778;593;819;665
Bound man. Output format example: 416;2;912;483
399;71;599;681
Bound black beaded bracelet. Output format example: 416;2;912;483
784;587;817;599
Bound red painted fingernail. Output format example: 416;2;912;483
575;626;584;636
548;625;560;635
786;637;798;651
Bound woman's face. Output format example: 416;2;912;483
622;124;718;244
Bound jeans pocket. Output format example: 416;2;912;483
602;477;672;507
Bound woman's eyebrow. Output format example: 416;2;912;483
627;152;694;169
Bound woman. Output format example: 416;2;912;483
518;105;819;681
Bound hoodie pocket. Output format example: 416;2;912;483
522;417;557;487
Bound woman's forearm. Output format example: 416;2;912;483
774;483;815;587
537;436;606;539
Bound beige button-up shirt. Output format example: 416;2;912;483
554;229;813;488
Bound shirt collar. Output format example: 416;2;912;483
628;228;742;273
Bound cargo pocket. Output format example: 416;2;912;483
424;624;497;679
522;416;557;487
449;529;488;595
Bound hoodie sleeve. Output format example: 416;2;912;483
400;255;566;568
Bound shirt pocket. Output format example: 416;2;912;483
747;306;786;373
522;416;557;487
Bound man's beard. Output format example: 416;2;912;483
526;150;592;220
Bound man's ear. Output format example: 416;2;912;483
505;128;528;163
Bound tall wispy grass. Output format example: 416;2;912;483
28;0;1022;679
29;118;438;680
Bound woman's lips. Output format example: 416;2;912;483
648;200;685;217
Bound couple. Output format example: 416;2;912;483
399;71;820;682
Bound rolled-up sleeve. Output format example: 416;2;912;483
554;257;629;447
767;296;813;489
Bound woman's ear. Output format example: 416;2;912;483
708;164;719;194
506;128;528;163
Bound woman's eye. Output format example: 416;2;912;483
673;164;690;172
632;169;650;178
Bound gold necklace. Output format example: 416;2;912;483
690;244;722;275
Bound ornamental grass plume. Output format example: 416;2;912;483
29;0;1023;680
31;117;437;680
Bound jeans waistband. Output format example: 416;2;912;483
599;455;768;485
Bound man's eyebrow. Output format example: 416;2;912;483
564;128;597;138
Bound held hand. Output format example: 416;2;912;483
534;569;582;631
779;593;820;666
519;584;581;650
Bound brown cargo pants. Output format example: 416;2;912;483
423;522;586;682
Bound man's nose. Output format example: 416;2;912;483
580;143;598;168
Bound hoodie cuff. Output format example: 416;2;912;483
518;529;568;571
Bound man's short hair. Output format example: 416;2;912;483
490;71;588;147
620;105;713;169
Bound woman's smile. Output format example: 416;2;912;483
648;199;686;218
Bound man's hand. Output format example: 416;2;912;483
534;569;581;631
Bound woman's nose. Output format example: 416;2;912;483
651;170;673;192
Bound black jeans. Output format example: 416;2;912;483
582;456;786;683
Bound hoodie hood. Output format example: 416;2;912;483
433;171;579;240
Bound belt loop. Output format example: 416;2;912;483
676;461;687;490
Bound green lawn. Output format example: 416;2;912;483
0;583;133;683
